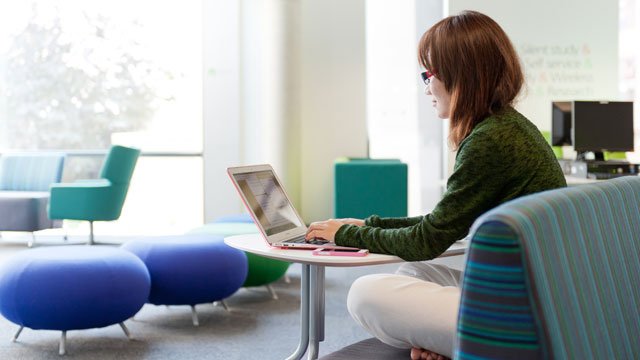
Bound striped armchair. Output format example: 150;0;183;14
457;176;640;359
0;153;66;247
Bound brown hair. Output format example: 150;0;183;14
418;10;524;149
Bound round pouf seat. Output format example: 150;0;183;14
0;246;150;355
121;234;248;326
188;219;291;299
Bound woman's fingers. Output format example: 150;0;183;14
307;222;327;233
305;229;324;239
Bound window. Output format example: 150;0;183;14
0;1;204;235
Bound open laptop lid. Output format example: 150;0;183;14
227;164;308;245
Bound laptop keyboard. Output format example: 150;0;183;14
307;238;330;245
285;236;329;245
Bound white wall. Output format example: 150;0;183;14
203;0;243;221
298;0;368;221
203;0;303;220
366;0;445;215
204;0;368;222
415;0;447;211
447;1;619;131
206;0;620;222
442;0;619;175
636;0;640;148
240;0;301;207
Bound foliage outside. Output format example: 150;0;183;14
3;4;173;150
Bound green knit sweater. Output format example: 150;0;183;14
335;107;567;261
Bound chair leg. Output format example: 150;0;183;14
284;274;291;283
28;233;36;248
266;284;279;300
191;305;199;326
119;322;132;340
87;221;94;245
214;300;230;312
59;331;67;355
12;326;24;342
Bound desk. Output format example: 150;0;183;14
224;234;468;360
565;175;599;186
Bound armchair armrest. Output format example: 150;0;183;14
456;220;542;359
58;179;111;186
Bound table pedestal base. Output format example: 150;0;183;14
286;264;326;360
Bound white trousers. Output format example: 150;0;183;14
346;262;462;358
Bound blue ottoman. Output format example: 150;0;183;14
189;217;291;299
121;234;248;326
212;213;254;223
0;246;150;355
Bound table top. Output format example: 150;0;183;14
224;233;468;267
565;176;599;185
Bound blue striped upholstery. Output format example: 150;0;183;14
0;153;65;191
456;221;541;359
456;176;640;359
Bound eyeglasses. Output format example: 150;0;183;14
421;70;435;86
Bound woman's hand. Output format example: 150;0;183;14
336;218;365;226
305;219;344;242
305;218;364;241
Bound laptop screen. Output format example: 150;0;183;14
232;170;303;235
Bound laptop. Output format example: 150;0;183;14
227;164;359;250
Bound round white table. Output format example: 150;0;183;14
224;234;467;360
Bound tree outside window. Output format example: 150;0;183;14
3;4;172;151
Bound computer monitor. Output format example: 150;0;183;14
551;102;572;146
573;101;634;161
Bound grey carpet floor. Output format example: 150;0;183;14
0;237;462;360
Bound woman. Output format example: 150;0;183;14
306;10;566;360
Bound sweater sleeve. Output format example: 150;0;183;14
364;215;424;228
335;131;506;261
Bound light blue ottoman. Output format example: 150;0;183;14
0;246;150;355
212;213;255;223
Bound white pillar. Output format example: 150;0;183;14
415;1;446;212
366;0;444;215
240;0;301;207
203;0;242;222
298;0;368;221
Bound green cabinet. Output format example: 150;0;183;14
334;158;408;219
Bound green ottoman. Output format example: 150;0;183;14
188;220;290;299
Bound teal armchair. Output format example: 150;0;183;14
48;145;140;245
